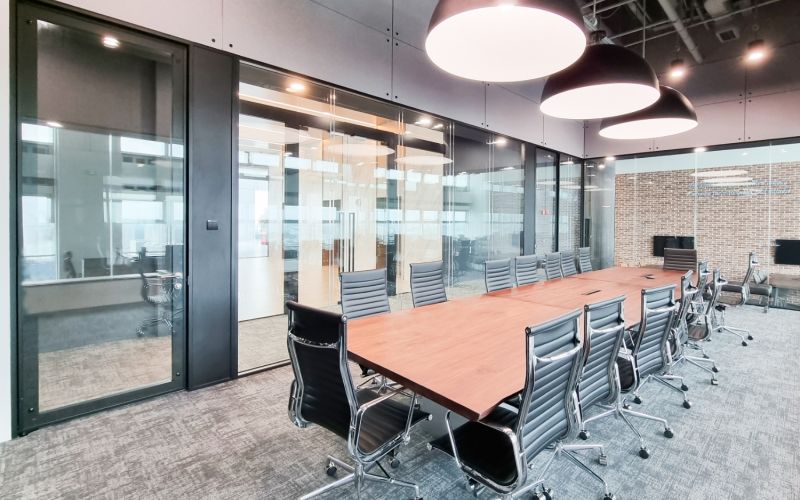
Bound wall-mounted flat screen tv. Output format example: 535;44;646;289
653;235;695;257
775;239;800;265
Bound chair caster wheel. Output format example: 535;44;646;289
639;448;650;459
702;353;710;359
747;335;753;340
467;479;479;495
390;457;400;468
663;427;674;438
578;430;590;440
683;400;692;409
603;495;616;500
325;465;337;477
711;366;719;373
681;384;689;391
623;404;631;410
711;378;719;386
633;396;642;404
598;454;608;466
741;341;748;347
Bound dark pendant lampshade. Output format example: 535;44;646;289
425;0;586;82
599;86;698;140
540;42;660;120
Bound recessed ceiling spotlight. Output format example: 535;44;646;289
605;156;615;161
745;39;767;63
541;31;660;120
668;58;687;81
433;123;444;129
599;86;698;140
45;121;63;128
102;36;120;48
425;0;586;82
488;137;507;146
694;146;707;153
414;117;433;126
286;82;306;93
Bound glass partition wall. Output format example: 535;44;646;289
585;139;800;308
16;6;186;431
236;63;573;373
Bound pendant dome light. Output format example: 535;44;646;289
540;31;660;120
425;0;586;82
598;86;698;140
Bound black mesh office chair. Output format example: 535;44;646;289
577;247;593;273
287;301;430;499
560;250;578;277
663;248;698;271
624;284;691;411
576;294;675;459
544;252;563;280
717;252;757;345
485;258;514;292
514;255;541;286
431;310;615;500
749;268;774;313
340;268;391;377
409;260;447;307
668;271;719;385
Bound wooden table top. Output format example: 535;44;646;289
348;266;685;421
769;273;800;290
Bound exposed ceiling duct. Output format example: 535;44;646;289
656;0;704;63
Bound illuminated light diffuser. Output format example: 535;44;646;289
599;86;698;140
325;143;394;157
541;36;659;120
425;0;585;82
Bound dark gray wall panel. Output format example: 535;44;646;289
187;47;234;389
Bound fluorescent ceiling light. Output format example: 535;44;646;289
286;82;306;93
395;155;453;166
425;0;585;82
102;36;120;48
691;169;748;178
703;177;753;184
488;137;507;146
541;38;659;120
599;86;698;140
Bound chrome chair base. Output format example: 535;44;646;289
136;314;173;337
581;399;674;460
300;455;421;500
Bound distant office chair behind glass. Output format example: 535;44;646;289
544;252;563;280
560;250;578;277
577;246;593;273
663;248;698;271
136;248;175;337
340;268;391;377
514;255;541;286
431;310;615;500
717;252;757;344
485;258;514;292
287;301;429;500
410;260;447;307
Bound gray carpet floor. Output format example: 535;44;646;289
1;305;798;500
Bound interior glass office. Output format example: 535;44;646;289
15;5;186;431
584;139;800;308
235;63;579;373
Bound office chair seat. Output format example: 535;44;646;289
749;283;773;296
356;388;430;454
430;406;519;487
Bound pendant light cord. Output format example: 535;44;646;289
641;0;647;59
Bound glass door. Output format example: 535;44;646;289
535;148;558;253
16;6;186;432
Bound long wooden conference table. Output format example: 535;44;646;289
348;266;685;421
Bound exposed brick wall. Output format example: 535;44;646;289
614;161;800;284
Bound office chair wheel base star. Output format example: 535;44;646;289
578;430;590;440
639;447;650;459
663;428;674;438
633;396;643;404
683;400;692;409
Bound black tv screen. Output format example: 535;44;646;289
653;235;695;257
775;240;800;265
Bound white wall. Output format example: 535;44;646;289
55;0;585;156
1;0;12;443
585;41;800;158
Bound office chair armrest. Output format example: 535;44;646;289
648;304;679;315
353;386;419;452
591;323;625;336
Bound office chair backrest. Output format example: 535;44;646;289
695;261;710;291
688;268;723;342
516;309;584;463
632;284;678;378
737;252;758;302
577;247;593;273
485;258;514;292
410;260;447;307
663;248;697;271
579;296;626;411
514;255;541;286
544;252;563;280
672;271;696;354
287;301;356;440
560;250;578;277
340;268;390;319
